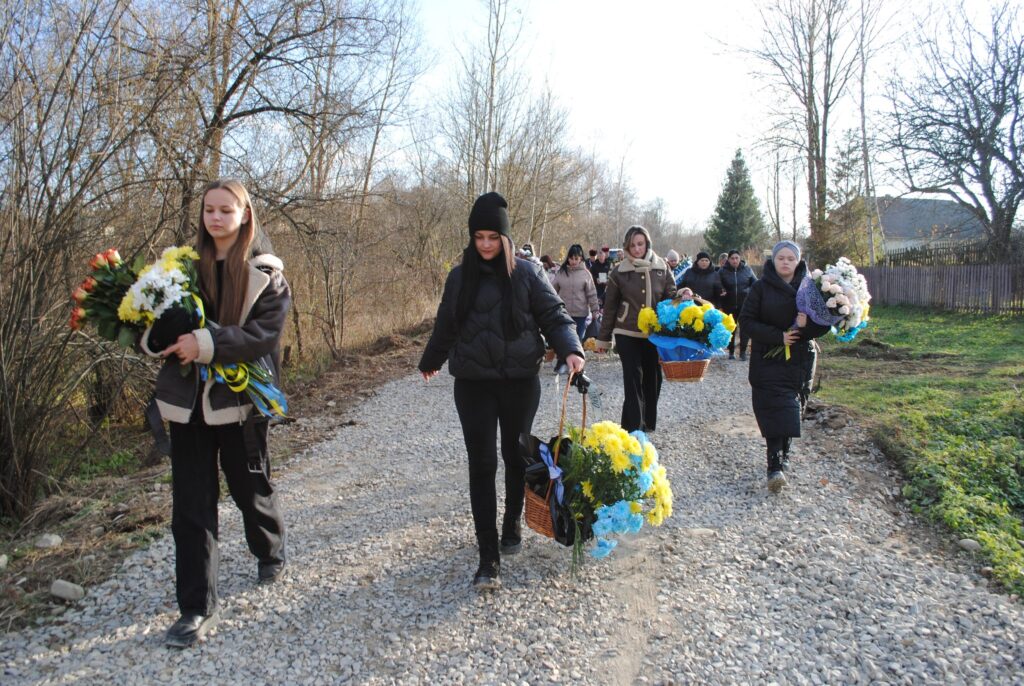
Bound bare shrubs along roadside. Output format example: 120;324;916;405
0;323;432;632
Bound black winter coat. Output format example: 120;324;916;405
418;257;583;380
679;264;725;303
739;260;830;438
718;261;756;314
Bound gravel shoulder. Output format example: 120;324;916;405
1;355;1021;685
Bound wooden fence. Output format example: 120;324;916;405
861;264;1024;314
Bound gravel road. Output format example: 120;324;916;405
2;355;1021;685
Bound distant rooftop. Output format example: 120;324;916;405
871;196;986;242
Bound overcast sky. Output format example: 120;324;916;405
416;0;810;229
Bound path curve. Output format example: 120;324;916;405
2;356;1021;685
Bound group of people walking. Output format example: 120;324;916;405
418;191;829;592
145;186;827;650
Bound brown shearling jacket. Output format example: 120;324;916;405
597;252;677;342
141;253;290;425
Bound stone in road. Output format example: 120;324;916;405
1;356;1021;684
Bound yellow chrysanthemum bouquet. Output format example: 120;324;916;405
71;245;287;417
638;297;736;380
524;413;673;567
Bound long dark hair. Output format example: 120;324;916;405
558;244;585;275
197;179;256;325
455;234;519;337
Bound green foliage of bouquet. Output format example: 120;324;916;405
69;248;141;347
557;421;673;564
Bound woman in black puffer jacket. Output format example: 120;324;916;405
419;192;584;591
739;241;830;493
679;251;726;304
719;250;757;359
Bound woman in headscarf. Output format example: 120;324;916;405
593;226;678;432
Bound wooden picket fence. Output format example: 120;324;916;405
861;264;1024;314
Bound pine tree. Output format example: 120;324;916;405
704;150;768;256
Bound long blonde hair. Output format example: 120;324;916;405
197;179;257;325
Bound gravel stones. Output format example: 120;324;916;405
1;356;1021;684
49;580;85;602
33;534;62;549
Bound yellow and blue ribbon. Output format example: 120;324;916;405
200;361;288;417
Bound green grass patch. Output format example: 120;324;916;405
816;305;1024;595
73;448;140;481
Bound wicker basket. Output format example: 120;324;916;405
523;378;585;539
660;358;710;382
524;486;556;538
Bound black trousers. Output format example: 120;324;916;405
615;334;663;432
453;376;541;550
169;419;286;614
727;322;751;356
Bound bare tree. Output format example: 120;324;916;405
888;2;1023;259
0;0;170;516
439;0;526;204
856;0;887;264
751;0;860;247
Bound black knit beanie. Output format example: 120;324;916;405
468;192;511;238
695;251;711;263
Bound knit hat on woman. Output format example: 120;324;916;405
695;251;711;263
666;249;680;262
468;192;511;238
771;240;801;261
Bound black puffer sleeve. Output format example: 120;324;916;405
418;268;461;373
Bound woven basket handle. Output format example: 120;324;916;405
553;372;587;466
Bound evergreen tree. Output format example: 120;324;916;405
704;150;768;256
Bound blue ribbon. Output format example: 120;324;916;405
538;443;565;504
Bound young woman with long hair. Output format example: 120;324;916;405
418;192;584;591
141;179;290;647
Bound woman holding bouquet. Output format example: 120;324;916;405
419;192;585;591
593;225;678;433
739;241;830;493
142;179;290;647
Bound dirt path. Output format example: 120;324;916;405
2;353;1022;684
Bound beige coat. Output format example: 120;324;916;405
551;263;599;318
597;252;677;342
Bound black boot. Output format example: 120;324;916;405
500;513;522;555
473;531;501;591
781;438;792;472
165;610;219;648
767;449;786;493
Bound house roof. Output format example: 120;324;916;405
871;196;986;242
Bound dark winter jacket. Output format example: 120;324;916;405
679;263;725;303
141;253;290;425
718;261;757;313
589;258;612;299
418;257;583;380
739;259;830;438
